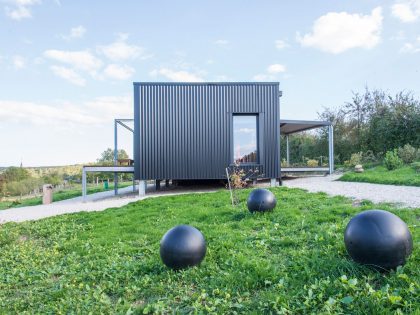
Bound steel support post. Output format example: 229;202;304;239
82;167;87;202
114;120;118;195
328;125;334;174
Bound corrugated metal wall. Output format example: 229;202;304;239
134;82;280;180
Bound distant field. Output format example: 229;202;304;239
0;182;133;210
339;166;420;187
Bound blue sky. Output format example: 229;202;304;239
1;0;419;166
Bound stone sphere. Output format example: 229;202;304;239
160;225;206;270
344;210;413;270
247;188;277;213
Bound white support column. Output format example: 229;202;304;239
328;125;334;174
286;134;290;166
114;120;118;196
139;180;146;196
132;177;136;192
82;167;87;202
270;178;277;187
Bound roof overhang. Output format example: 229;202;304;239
280;119;331;135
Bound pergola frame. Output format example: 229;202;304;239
81;119;135;202
113;118;135;195
280;120;334;174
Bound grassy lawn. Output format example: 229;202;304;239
0;182;133;211
339;166;420;187
0;188;418;313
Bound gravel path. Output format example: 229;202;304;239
282;174;420;208
0;184;218;224
1;175;418;224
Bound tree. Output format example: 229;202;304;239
96;148;129;165
0;167;30;182
317;88;420;164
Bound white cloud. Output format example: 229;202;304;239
12;55;25;69
267;64;286;74
98;35;151;61
61;25;86;40
44;49;103;73
50;65;86;86
400;36;420;52
0;95;132;127
253;74;275;81
150;67;204;82
214;39;229;45
103;64;135;80
70;25;86;38
275;39;289;50
297;7;383;54
253;63;287;81
237;128;255;134
4;0;40;20
392;1;420;22
84;95;132;119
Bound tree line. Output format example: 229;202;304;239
0;149;130;197
281;88;420;166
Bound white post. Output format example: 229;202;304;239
82;167;87;202
328;125;334;174
139;180;146;196
114;120;118;196
270;178;277;187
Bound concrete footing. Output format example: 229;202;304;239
139;180;146;196
270;178;277;187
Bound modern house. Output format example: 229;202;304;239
82;82;333;200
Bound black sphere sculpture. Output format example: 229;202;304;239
344;209;413;270
160;225;206;270
247;188;277;213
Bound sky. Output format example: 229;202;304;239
0;0;419;166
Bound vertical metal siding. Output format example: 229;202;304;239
134;83;280;180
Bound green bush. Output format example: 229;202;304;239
306;159;319;167
349;152;363;167
384;149;403;170
398;144;417;164
4;178;42;196
361;150;376;163
411;161;420;173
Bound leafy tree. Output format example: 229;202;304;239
96;148;129;166
0;167;30;182
316;88;420;164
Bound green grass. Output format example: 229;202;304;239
0;188;418;313
0;182;133;210
339;165;420;187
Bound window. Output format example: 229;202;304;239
233;115;258;164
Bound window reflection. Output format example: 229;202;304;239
233;115;258;164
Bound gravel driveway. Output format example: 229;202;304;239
0;184;218;224
1;175;418;224
282;174;420;208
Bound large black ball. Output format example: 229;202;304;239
160;225;206;270
247;188;277;213
344;209;413;270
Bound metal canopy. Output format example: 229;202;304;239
280;119;334;175
280;119;331;135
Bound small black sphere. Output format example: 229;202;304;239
344;209;413;270
247;188;277;213
160;225;206;270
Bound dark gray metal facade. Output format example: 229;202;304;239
134;82;280;181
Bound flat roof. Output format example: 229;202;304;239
280;119;331;135
133;82;279;86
